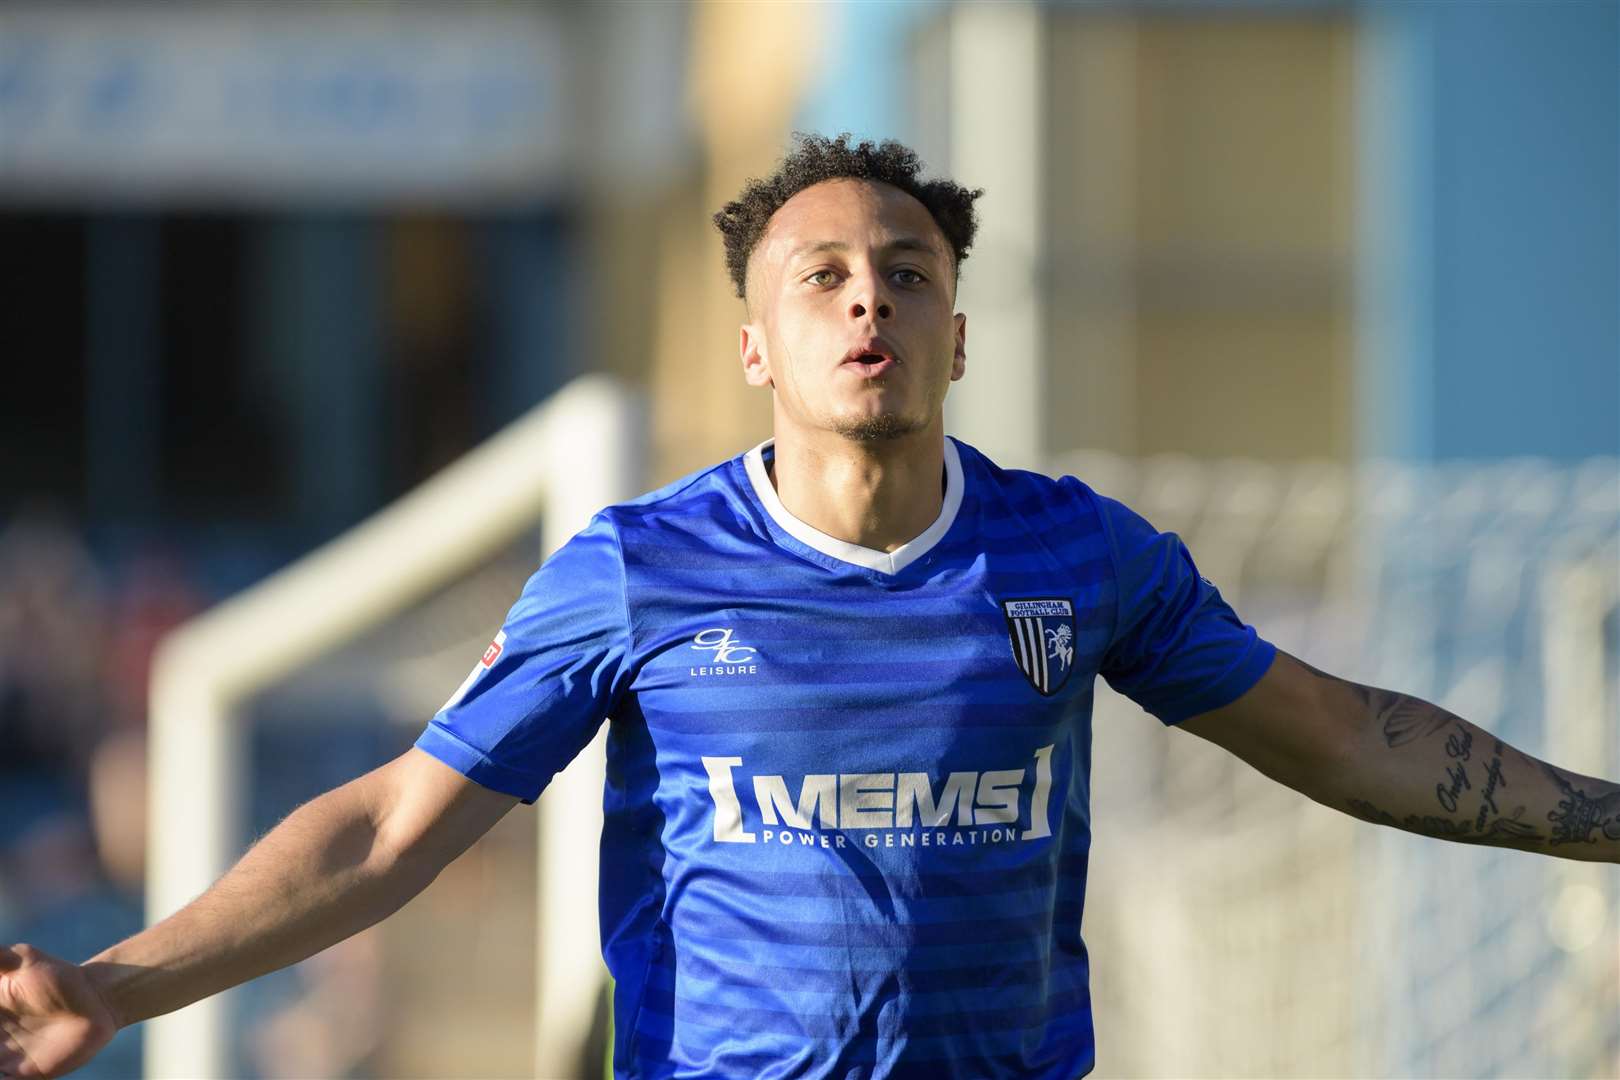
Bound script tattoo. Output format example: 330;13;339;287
1444;728;1473;762
1298;658;1562;852
1474;741;1508;826
1436;761;1471;813
1542;764;1620;846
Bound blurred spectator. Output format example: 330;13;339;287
0;509;109;778
0;515;207;1073
245;929;385;1080
0;506;397;1076
87;728;148;896
101;553;204;734
0;513;199;905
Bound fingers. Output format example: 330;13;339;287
0;1014;46;1079
0;1027;29;1078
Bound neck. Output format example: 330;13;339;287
767;420;947;553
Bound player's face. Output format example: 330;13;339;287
739;179;967;443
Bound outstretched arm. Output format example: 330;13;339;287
1179;651;1620;862
0;748;516;1079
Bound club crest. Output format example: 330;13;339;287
1001;598;1076;696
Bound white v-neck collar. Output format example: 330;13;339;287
742;437;965;575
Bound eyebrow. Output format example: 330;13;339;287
787;236;942;263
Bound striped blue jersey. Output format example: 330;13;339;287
416;437;1275;1079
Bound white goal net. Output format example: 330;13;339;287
1061;450;1620;1078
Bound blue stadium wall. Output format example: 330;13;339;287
1360;0;1618;463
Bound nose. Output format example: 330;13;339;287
847;272;893;322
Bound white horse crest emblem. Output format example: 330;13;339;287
1001;598;1076;696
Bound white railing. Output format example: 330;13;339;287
145;376;641;1079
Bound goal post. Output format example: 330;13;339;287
144;375;643;1079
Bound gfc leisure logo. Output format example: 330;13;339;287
689;627;759;677
700;745;1056;852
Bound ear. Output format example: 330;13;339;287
740;322;773;388
950;312;967;382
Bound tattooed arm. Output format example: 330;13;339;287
1178;651;1620;862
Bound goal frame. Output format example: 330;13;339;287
145;375;642;1078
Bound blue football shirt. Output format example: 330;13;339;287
415;436;1275;1079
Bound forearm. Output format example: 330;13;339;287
83;776;438;1027
1326;681;1620;862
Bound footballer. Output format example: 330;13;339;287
4;134;1618;1080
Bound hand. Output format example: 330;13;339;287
0;944;119;1079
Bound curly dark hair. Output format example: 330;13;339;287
713;132;984;301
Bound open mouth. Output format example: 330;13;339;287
841;342;900;377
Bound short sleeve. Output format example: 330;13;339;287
1093;493;1275;725
414;513;633;802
